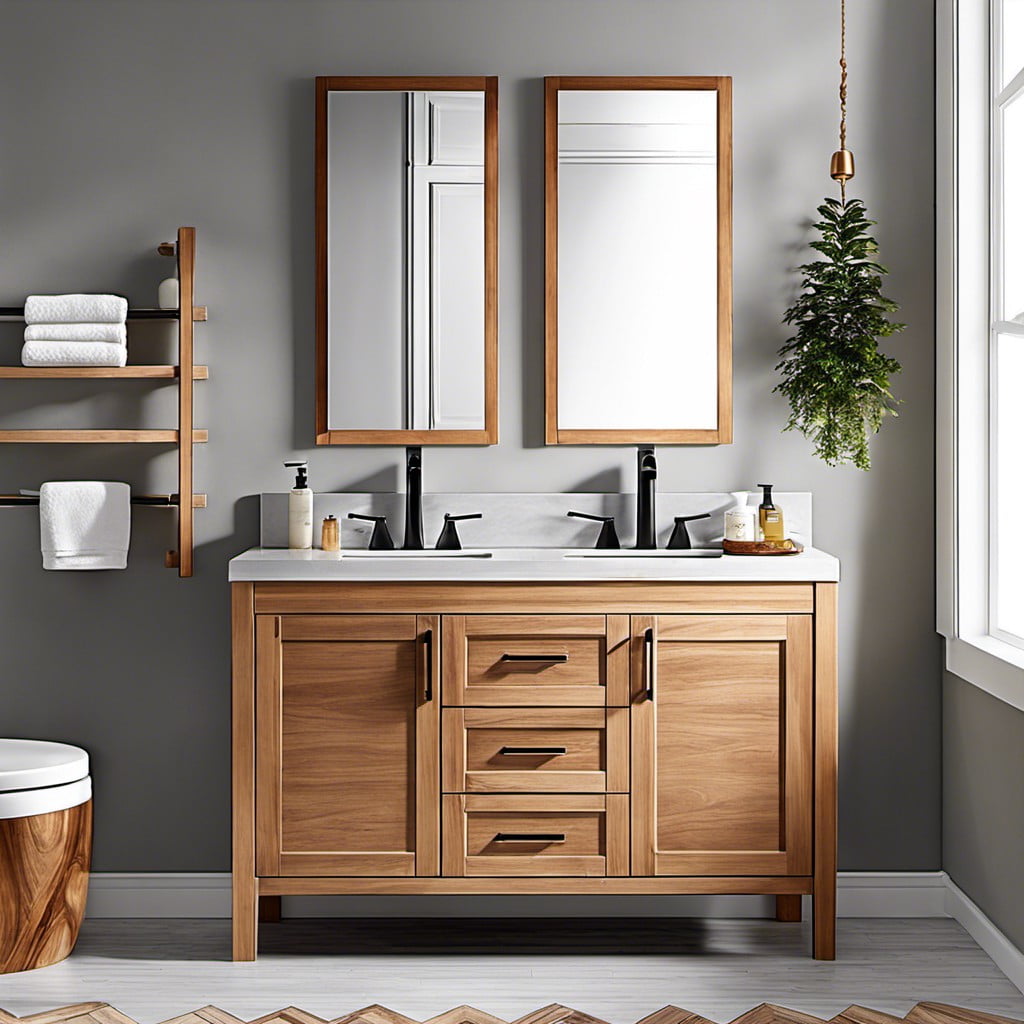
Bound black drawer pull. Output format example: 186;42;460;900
500;653;569;663
500;746;567;756
493;833;566;843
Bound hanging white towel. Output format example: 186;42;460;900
24;323;127;344
39;482;131;571
21;340;128;367
24;294;128;324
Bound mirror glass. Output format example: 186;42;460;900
545;78;732;444
316;77;497;444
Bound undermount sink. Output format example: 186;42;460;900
564;549;724;559
341;550;493;559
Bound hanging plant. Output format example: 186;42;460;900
775;0;904;470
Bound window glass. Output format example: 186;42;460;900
1004;0;1024;87
1002;92;1024;322
995;334;1024;641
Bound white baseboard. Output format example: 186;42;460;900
945;875;1024;995
85;870;949;920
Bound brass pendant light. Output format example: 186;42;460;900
830;0;855;202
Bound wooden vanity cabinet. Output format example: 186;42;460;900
233;581;837;963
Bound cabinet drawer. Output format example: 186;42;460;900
443;615;629;706
443;707;629;793
442;794;628;877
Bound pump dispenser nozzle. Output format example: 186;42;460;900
285;461;309;489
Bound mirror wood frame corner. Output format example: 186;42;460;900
315;75;499;446
544;75;733;446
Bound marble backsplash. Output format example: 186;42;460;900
261;492;812;550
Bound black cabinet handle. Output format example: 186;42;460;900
644;626;656;702
500;653;569;663
493;833;566;843
423;628;433;701
499;746;567;756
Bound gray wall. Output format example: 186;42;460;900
944;673;1024;950
0;0;938;873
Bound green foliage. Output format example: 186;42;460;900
776;196;905;470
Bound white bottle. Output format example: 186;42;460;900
158;271;179;309
724;490;757;542
285;461;313;550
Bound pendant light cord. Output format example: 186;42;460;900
838;0;848;203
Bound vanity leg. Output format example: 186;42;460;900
259;895;282;922
233;875;258;961
232;582;258;961
813;582;838;961
775;894;802;922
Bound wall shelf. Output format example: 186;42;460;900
0;366;209;380
0;227;207;577
0;307;207;322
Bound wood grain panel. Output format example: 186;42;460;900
279;616;417;641
254;582;814;616
655;640;784;853
416;614;441;877
230;582;257;962
279;641;415;855
814;582;839;960
260;874;812;895
0;800;91;973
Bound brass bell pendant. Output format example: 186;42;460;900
830;148;855;182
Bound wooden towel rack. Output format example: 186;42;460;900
0;227;208;577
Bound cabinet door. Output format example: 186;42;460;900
631;614;812;877
255;613;439;877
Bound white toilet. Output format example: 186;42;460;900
0;738;93;973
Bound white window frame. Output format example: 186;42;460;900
938;0;1024;711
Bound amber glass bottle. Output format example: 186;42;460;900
757;483;785;542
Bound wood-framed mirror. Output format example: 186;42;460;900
315;76;498;445
544;76;732;445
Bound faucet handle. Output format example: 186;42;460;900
436;513;482;551
348;513;395;551
667;513;711;550
567;511;621;550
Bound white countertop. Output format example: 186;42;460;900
229;546;840;583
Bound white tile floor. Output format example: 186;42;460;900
0;918;1021;1024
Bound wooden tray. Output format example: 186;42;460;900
723;538;804;556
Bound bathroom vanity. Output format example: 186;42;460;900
229;507;839;963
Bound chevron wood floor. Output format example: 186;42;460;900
0;1000;1020;1024
0;919;1020;1024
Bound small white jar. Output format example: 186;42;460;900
724;491;757;542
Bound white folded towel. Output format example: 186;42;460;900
40;482;131;571
24;294;128;324
22;340;128;367
24;323;127;344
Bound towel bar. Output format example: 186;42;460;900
0;493;207;508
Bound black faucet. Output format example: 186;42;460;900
635;446;658;549
403;446;424;550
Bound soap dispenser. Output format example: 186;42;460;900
285;461;313;550
724;491;757;542
757;483;785;542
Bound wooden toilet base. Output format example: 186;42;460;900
0;799;92;973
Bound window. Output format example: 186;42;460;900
938;0;1024;708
